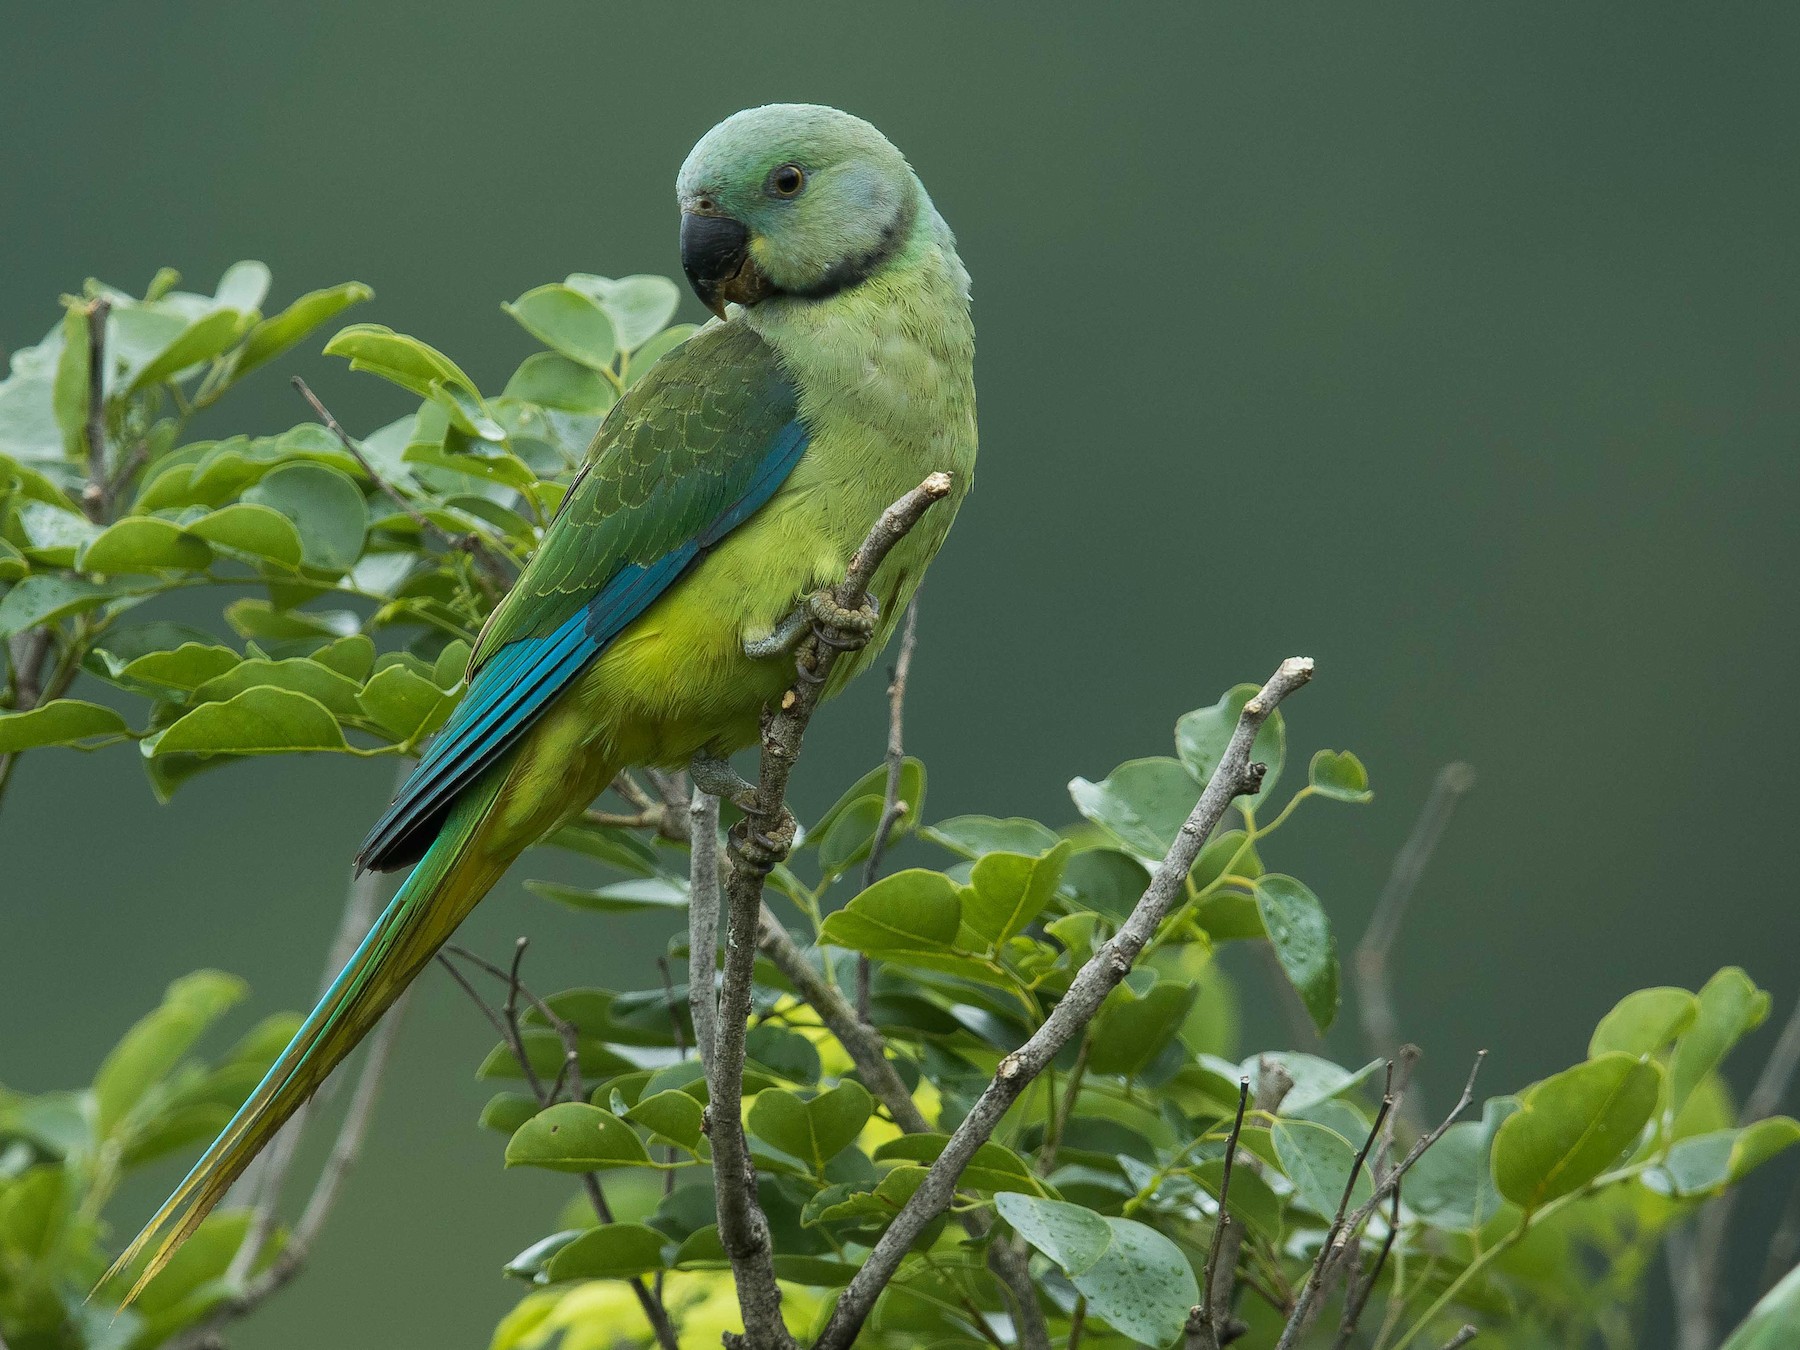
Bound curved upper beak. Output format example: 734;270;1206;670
680;212;771;320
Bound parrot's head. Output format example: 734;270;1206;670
676;104;920;320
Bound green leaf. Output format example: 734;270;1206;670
1088;978;1199;1077
1194;1157;1285;1242
503;1230;584;1283
324;323;481;403
1175;683;1286;809
1068;756;1198;859
224;598;357;642
505;285;618;370
243;462;368;573
526;877;688;915
0;1165;68;1261
1307;749;1372;803
921;814;1062;860
93;971;247;1136
1721;1260;1800;1350
1272;1118;1373;1218
995;1194;1198;1347
501;351;617;413
1589;986;1700;1059
109;644;240;693
0;538;26;582
815;796;887;879
873;1135;1050;1196
544;1223;669;1283
747;1082;872;1171
745;1024;822;1084
0;699;128;752
187;502;305;567
625;1090;707;1152
0;575;121;636
565;273;680;350
357;663;455;742
817;869;962;956
963;841;1071;948
1241;1053;1384;1114
1253;875;1339;1032
192;657;363;717
994;1193;1110;1274
1644;1117;1800;1199
478;1031;630;1083
809;758;927;846
214;260;273;312
147;686;349;755
480;1092;540;1136
79;517;212;574
1671;968;1772;1114
1492;1053;1664;1212
16;499;100;565
236;282;374;379
316;633;378;683
505;1102;651;1171
131;309;252;392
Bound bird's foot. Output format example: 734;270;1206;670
741;605;812;660
690;750;797;867
741;590;879;661
690;750;759;814
806;589;878;650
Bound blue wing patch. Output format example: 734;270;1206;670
354;419;809;871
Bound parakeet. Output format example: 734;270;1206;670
107;102;975;1300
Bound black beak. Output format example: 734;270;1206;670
681;212;751;320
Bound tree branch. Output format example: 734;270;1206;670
291;376;512;589
857;596;920;1019
813;656;1316;1350
1356;762;1476;1068
690;790;722;1083
709;473;954;1350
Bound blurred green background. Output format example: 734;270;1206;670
4;2;1796;1343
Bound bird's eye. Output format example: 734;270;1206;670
768;163;806;198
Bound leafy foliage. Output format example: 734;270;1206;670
3;265;1796;1350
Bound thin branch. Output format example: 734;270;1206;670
710;473;954;1350
1441;1327;1479;1349
1334;1172;1402;1348
1193;1078;1251;1349
858;596;920;1019
1674;991;1800;1349
1338;1052;1486;1241
1275;1064;1396;1349
81;298;111;524
689;791;722;1083
291;376;510;587
436;943;676;1350
814;656;1316;1350
1356;763;1475;1067
755;909;1048;1347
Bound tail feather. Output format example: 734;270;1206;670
104;773;510;1306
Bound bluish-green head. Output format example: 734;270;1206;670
677;104;921;318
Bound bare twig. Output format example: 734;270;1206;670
1193;1078;1252;1349
857;596;920;1019
1674;992;1800;1349
689;791;722;1082
1334;1172;1403;1348
710;473;954;1350
814;656;1316;1350
81;298;111;523
1356;763;1475;1068
1338;1052;1486;1242
1275;1064;1396;1349
291;376;511;587
1442;1327;1479;1349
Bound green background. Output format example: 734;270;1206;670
4;2;1796;1343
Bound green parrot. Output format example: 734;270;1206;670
108;103;976;1301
